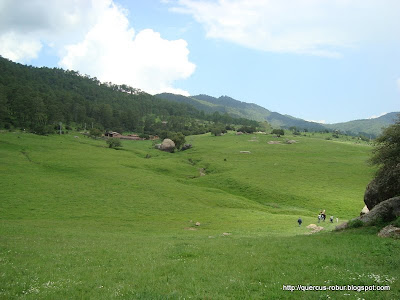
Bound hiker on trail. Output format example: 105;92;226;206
298;218;302;226
330;216;334;223
321;210;326;222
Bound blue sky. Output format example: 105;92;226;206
0;0;399;123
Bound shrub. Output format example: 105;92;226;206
106;138;122;149
169;132;186;150
364;115;400;209
392;217;400;227
139;133;149;139
271;129;284;137
89;128;102;139
31;124;54;135
347;219;364;228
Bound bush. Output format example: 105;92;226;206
271;129;284;137
106;138;122;149
31;124;54;135
237;125;256;134
89;128;102;139
392;217;400;227
139;133;149;139
366;115;400;207
347;219;364;228
169;132;186;150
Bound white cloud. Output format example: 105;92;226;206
369;113;387;119
0;0;97;62
306;119;326;124
0;0;195;94
0;31;42;62
171;0;400;57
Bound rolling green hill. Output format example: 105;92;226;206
325;112;399;138
1;131;399;299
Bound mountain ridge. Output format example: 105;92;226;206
155;92;398;137
156;93;327;131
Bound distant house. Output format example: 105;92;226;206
105;132;149;140
105;131;121;137
121;134;141;140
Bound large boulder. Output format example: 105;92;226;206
336;197;400;230
359;196;400;224
364;166;400;210
159;139;175;152
364;179;384;210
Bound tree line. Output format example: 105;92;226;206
0;56;259;137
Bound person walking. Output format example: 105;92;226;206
298;217;303;226
321;210;326;222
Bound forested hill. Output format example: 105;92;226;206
156;93;326;131
0;56;257;135
324;112;400;138
156;93;399;136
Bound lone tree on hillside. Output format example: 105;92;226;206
271;129;284;137
364;115;400;209
169;132;186;150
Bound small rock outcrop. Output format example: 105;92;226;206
378;225;400;238
285;140;297;144
159;139;175;152
335;222;348;230
181;144;192;151
306;224;324;234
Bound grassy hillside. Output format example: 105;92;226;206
1;131;399;299
325;112;400;138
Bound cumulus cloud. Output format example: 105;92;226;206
0;0;195;94
171;0;400;57
0;32;42;62
0;0;97;62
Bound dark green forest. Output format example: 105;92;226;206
0;56;259;136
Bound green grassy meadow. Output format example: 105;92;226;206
0;131;399;299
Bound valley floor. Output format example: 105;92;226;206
0;131;398;299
